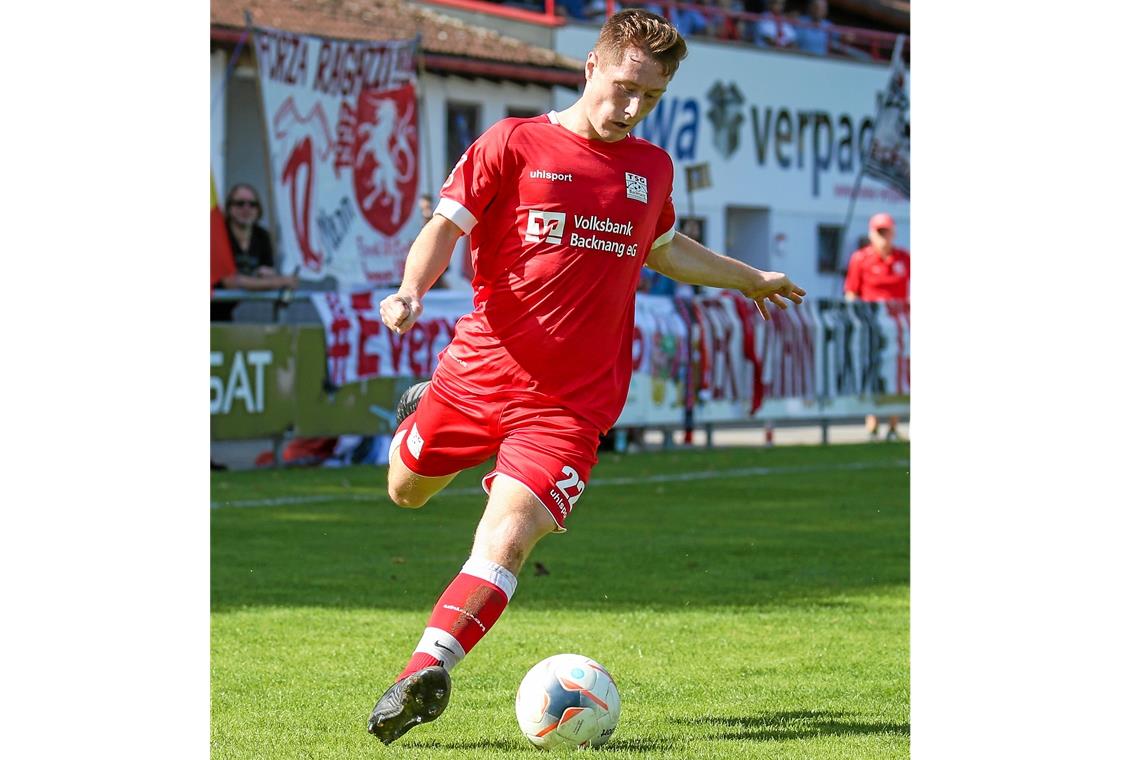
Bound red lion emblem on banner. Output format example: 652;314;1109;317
352;83;418;236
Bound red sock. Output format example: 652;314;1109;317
397;557;518;680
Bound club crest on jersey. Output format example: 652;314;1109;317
524;210;567;244
625;172;648;203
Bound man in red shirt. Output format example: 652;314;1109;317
844;212;910;302
366;10;807;744
844;211;909;440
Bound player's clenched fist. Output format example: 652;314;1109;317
380;293;423;335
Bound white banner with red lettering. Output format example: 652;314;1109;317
688;294;910;423
254;27;420;288
616;295;690;427
312;290;473;386
312;289;909;422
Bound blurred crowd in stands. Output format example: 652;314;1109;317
496;0;879;60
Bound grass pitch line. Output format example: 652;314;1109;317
211;459;908;509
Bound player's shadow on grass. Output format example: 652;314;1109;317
680;710;910;742
412;738;527;751
602;736;688;752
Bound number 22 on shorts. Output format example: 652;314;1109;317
554;466;586;507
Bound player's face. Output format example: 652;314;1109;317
583;46;670;142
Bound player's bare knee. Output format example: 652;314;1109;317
387;483;427;509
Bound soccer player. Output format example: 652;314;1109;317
366;9;807;744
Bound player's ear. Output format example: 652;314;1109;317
585;50;599;81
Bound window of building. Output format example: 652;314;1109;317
446;102;481;172
817;224;843;273
677;216;706;245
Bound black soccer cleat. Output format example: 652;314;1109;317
366;666;451;745
395;381;431;427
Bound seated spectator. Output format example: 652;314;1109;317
584;0;610;18
418;193;435;227
503;0;545;13
797;0;838;55
211;183;298;322
587;1;667;19
738;0;766;42
756;0;796;49
671;1;710;38
709;0;746;41
556;0;590;21
639;266;678;296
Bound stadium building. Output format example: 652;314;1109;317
211;0;908;299
209;0;910;463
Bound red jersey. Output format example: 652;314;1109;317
432;112;676;431
843;245;911;301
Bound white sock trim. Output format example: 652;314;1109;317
461;556;518;602
414;627;466;672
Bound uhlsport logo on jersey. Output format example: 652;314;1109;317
529;169;573;182
524;210;567;244
625;172;648;203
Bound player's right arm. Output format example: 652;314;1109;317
381;118;518;334
379;214;464;335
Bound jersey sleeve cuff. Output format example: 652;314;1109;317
435;198;478;235
651;227;675;249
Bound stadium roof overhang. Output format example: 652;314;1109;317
210;24;582;89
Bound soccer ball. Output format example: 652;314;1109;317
515;653;621;749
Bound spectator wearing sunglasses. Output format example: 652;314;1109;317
212;183;298;322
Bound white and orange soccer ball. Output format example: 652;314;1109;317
515;653;621;750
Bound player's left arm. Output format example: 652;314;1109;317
645;232;806;320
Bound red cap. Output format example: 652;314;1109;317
869;212;895;232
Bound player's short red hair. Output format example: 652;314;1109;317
595;9;688;79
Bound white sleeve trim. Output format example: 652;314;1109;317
435;197;477;235
651;227;676;249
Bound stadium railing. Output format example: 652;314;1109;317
418;0;908;63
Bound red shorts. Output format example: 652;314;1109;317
391;383;601;532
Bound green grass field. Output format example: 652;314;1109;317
211;442;909;759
